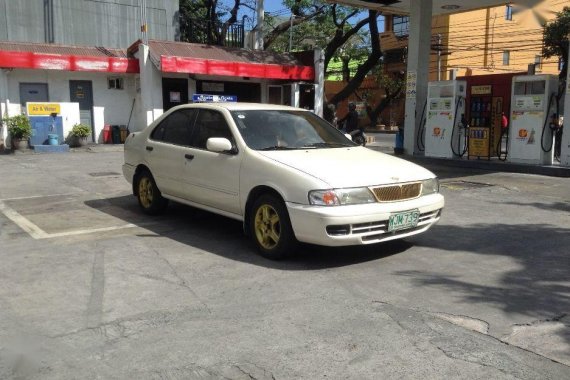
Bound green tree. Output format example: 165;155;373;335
543;6;569;82
362;66;405;127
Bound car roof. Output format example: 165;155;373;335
170;102;308;112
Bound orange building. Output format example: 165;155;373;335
382;1;565;79
378;1;566;126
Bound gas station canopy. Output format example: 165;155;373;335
327;0;542;15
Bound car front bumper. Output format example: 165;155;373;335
286;194;444;246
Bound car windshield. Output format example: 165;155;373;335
230;110;356;150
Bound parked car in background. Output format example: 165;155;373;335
123;103;444;259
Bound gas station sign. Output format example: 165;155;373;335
471;85;492;95
27;103;61;115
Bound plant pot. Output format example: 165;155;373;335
11;138;29;150
69;136;88;148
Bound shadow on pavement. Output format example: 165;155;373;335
84;195;412;270
401;222;570;321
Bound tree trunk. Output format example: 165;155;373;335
328;11;381;106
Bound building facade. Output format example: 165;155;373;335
0;1;324;149
0;0;179;48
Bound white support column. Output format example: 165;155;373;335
403;0;433;155
254;0;264;50
314;48;325;117
560;57;570;166
292;83;300;108
0;69;9;149
137;44;164;131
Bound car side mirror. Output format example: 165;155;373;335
206;137;235;154
344;133;353;141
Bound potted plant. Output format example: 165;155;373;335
67;124;91;147
5;114;32;150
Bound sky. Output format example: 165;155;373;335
222;0;385;32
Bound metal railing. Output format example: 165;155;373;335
184;19;245;48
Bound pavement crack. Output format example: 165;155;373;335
433;343;517;378
150;247;212;314
511;313;569;327
86;250;105;329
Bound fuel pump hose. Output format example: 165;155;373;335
450;96;468;157
540;93;556;153
416;100;427;152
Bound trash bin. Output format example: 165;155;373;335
103;125;112;144
394;127;404;155
111;125;121;144
48;134;59;146
119;125;128;143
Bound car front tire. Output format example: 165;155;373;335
249;194;297;260
135;169;168;215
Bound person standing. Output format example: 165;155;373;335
339;102;359;133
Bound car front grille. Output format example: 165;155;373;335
370;182;422;202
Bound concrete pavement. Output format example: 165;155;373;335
0;148;569;379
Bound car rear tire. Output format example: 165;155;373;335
249;194;297;260
135;170;168;215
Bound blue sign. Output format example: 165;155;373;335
192;94;237;103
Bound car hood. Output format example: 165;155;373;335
258;147;435;188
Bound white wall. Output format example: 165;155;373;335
4;69;137;142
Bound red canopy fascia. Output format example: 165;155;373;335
0;50;139;73
160;56;315;81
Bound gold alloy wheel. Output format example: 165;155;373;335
138;177;154;208
254;204;281;249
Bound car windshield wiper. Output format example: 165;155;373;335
301;142;353;148
258;145;298;151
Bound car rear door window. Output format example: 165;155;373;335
150;109;197;146
190;109;234;150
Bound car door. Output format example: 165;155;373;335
145;109;197;198
182;108;242;216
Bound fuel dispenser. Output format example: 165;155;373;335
507;75;559;165
424;80;467;159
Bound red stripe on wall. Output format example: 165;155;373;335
161;56;315;81
0;50;139;73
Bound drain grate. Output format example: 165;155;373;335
440;180;494;190
88;171;121;177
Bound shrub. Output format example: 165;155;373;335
69;124;91;138
5;114;32;139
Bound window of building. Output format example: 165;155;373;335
393;16;409;37
108;77;124;90
505;4;513;21
503;51;510;66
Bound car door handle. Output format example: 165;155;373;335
146;146;153;151
185;154;194;160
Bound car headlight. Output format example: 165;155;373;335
421;178;439;196
309;188;376;206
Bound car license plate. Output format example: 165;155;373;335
388;210;420;232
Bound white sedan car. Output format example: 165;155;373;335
123;103;444;259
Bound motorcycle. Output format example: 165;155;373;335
350;129;366;146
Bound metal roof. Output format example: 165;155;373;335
0;41;128;58
146;40;307;67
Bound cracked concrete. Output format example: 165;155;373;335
502;315;570;366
